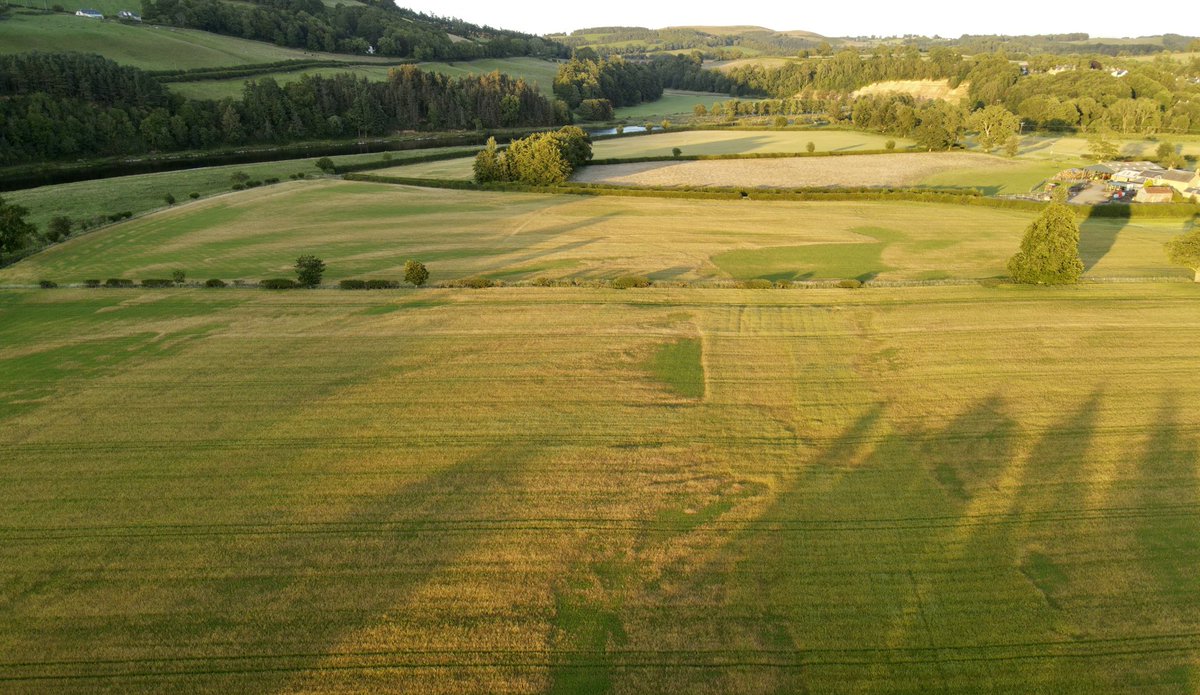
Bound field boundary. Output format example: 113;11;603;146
344;173;1200;218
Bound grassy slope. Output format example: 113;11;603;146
0;13;394;70
170;57;562;100
1;283;1198;692
1;180;1190;284
5;148;477;230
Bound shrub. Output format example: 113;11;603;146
104;278;134;288
382;152;393;161
231;183;246;191
339;279;367;289
260;278;299;289
672;147;682;157
38;279;58;288
885;139;896;151
84;279;101;288
141;278;173;288
741;279;774;289
837;279;863;288
245;180;263;188
47;216;72;242
364;279;399;289
774;280;793;289
532;276;554;287
458;276;495;289
164;193;176;205
120;211;133;219
107;213;125;222
773;115;788;128
611;275;651;289
204;278;228;288
189;192;200;200
806;141;816;153
315;157;335;173
404;259;430;287
230;171;250;184
264;177;280;185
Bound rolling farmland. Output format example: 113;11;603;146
1;181;1192;285
1;284;1198;692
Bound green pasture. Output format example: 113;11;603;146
1009;133;1200;160
169;65;400;99
1;283;1198;692
168;57;562;100
0;13;390;70
4;148;476;230
2;180;1191;285
916;158;1074;195
612;90;744;120
417;57;562;93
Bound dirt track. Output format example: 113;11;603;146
573;153;1016;189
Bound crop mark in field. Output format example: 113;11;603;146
710;226;903;282
646;337;705;400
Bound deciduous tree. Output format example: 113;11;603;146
294;255;326;287
0;196;36;263
1007;203;1084;284
1165;222;1200;282
404;259;430;287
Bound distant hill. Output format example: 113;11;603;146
548;25;832;59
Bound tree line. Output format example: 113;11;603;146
552;53;664;114
141;0;565;60
711;47;1200;135
0;54;566;165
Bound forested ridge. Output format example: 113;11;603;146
0;53;565;165
141;0;566;59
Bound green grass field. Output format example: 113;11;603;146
1;180;1191;285
417;57;562;93
1;282;1198;692
168;57;562;100
0;13;393;70
4;148;477;230
612;90;746;120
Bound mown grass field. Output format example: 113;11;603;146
0;13;394;70
1;283;1198;693
1;180;1191;285
5;148;477;230
373;130;924;182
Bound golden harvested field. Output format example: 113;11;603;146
1;284;1199;693
572;152;1022;188
3;181;1190;285
851;79;971;102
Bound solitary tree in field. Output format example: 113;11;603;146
1165;221;1200;282
967;105;1020;153
1007;203;1084;284
404;259;429;287
295;255;325;287
1004;134;1021;158
806;141;816;153
172;269;186;285
1086;130;1118;161
0;196;36;263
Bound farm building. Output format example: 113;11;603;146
1148;169;1200;195
1084;163;1116;179
1134;186;1175;204
74;8;103;18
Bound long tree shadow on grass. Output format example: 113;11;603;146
1132;391;1200;687
1079;204;1131;272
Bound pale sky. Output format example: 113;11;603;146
400;0;1194;40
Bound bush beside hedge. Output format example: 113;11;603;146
260;278;300;289
141;278;173;288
